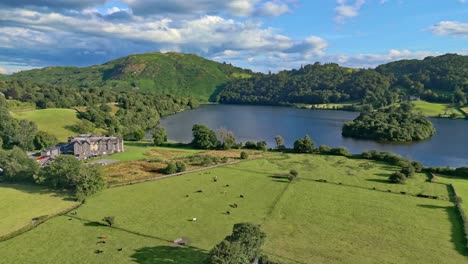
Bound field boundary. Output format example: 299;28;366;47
448;184;468;248
0;202;82;242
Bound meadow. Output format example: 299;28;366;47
0;184;78;237
1;154;466;263
412;101;464;118
11;108;81;141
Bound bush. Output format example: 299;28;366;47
400;165;415;177
244;141;257;149
175;161;186;173
102;216;115;227
329;147;350;157
164;162;178;174
293;135;315;153
389;172;406;184
318;145;331;154
240;152;249;160
221;157;229;163
289;169;298;177
256;141;267;151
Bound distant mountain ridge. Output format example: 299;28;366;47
9;52;253;101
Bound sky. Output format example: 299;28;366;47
0;0;467;74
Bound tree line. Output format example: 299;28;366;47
215;54;467;109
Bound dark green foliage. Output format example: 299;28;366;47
425;167;468;178
293;135;315;153
207;223;266;264
240;152;249;160
5;52;252;102
33;131;59;150
400;165;416;177
72;119;95;134
164;162;178;175
342;107;435;142
102;216;115;227
244;141;257;150
152;126;167;146
37;156;106;197
192;124;219;149
411;161;423;173
175;161;186;173
256;141;268;151
0;147;39;183
389;172;406;184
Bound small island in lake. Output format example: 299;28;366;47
342;106;436;142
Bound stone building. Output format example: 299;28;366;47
42;135;124;160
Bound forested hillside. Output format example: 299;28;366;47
217;54;467;109
7;52;252;101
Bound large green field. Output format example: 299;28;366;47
11;108;81;141
1;154;466;263
0;184;78;237
412;101;464;118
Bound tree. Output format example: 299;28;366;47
274;135;285;150
73;119;95;134
256;141;267;151
400;165;415;177
192;124;219;149
400;101;413;112
240;151;249;160
74;165;106;201
389;172;406;184
293;135;315;153
0;147;39;183
33;131;59;150
37;155;81;189
207;223;266;264
217;128;236;150
152;126;167;146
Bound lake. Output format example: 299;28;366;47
160;104;468;167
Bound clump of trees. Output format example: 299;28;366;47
342;107;436;142
152;126;167;146
293;135;315;153
389;172;406;184
163;161;187;174
207;223;267;264
36;156;106;201
240;151;249;160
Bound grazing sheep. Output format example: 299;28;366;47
117;248;123;252
240;195;244;198
196;190;203;193
226;211;230;215
233;203;238;208
185;195;189;197
68;218;72;221
192;218;197;221
95;250;103;254
225;184;230;187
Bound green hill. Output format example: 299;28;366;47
9;52;252;102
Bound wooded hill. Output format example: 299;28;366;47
7;52;252;101
217;54;467;109
3;53;467;107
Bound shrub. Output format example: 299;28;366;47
175;161;186;173
164;162;178;174
400;165;415;177
318;145;331;154
289;169;298;177
221;157;229;163
329;147;350;157
256;141;267;151
244;141;257;149
389;172;406;184
102;216;115;227
240;152;249;160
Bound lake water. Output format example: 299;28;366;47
160;104;468;167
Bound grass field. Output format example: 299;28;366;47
0;184;78;237
412;101;464;118
1;154;466;263
437;175;468;212
11;108;81;141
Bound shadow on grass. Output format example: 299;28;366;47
130;246;208;264
0;183;74;201
84;221;106;227
417;204;468;257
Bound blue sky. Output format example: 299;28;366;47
0;0;466;74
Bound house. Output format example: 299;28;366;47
41;135;124;160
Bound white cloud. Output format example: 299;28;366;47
335;0;366;23
257;1;291;16
430;21;468;37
